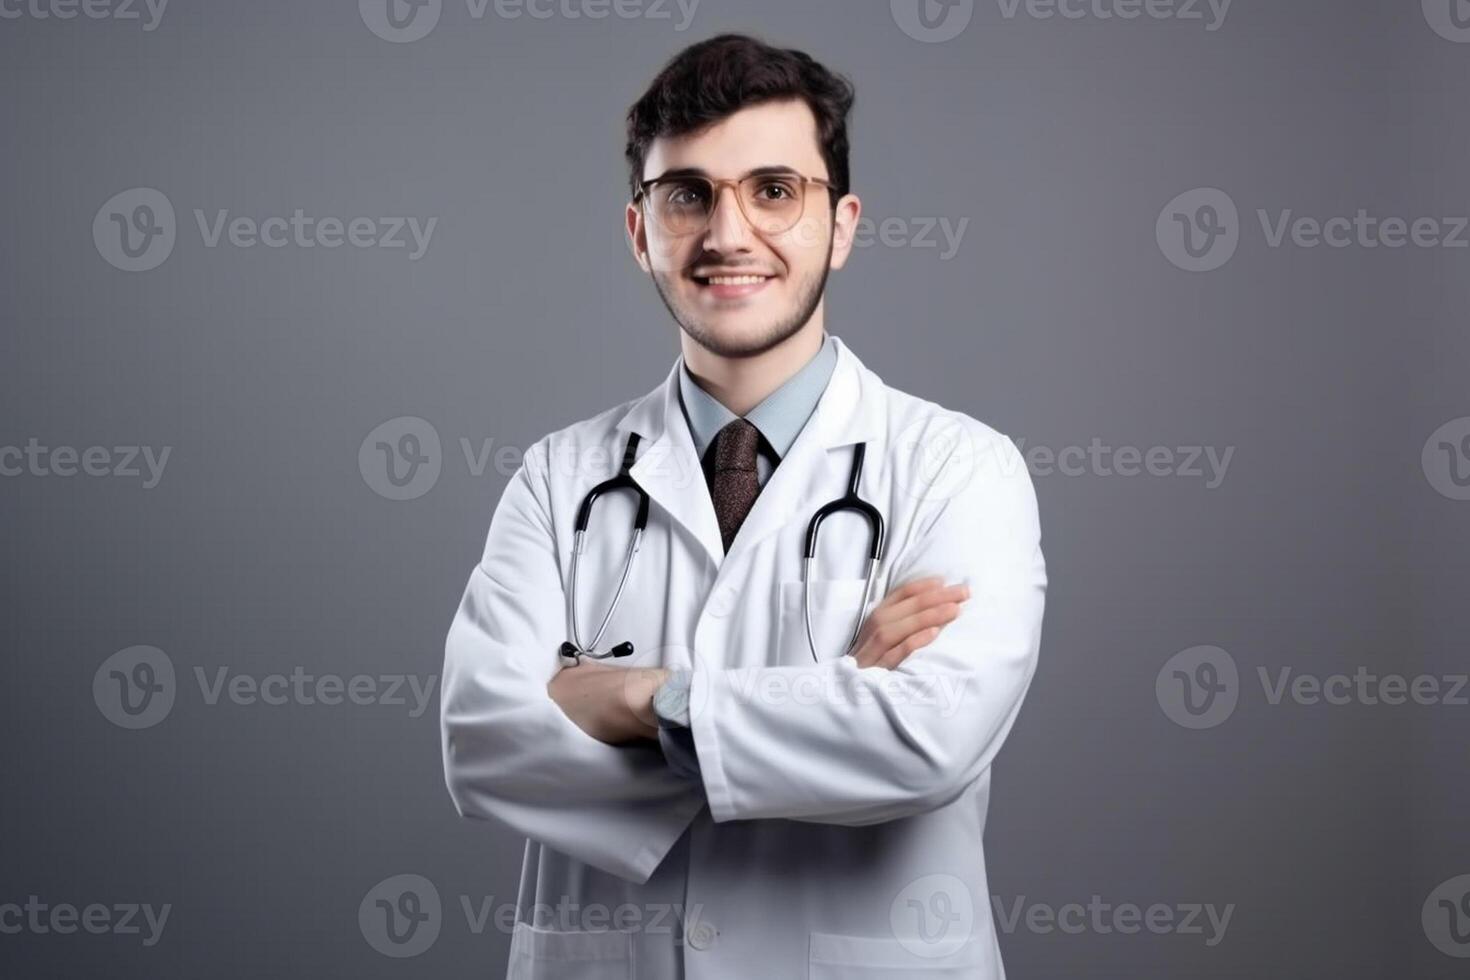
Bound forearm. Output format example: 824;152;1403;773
442;674;704;881
687;433;1046;825
441;466;705;882
688;626;1039;825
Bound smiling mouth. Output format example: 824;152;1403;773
690;272;776;301
692;273;773;286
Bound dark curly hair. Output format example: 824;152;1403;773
624;33;856;204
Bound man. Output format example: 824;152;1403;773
441;33;1046;979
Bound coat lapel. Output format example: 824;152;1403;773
615;361;725;568
614;337;888;574
720;337;886;572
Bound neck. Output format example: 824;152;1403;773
681;310;826;418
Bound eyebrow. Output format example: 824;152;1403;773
645;165;805;182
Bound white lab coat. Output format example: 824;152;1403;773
441;336;1046;979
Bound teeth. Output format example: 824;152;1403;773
705;275;767;285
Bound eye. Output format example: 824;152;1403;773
754;179;798;201
664;181;711;207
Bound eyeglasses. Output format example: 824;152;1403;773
634;172;836;237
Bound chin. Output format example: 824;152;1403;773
651;267;822;359
683;314;804;359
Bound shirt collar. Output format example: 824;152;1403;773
677;330;839;463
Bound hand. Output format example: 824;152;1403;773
548;661;670;745
849;576;969;670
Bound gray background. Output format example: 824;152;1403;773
2;0;1466;977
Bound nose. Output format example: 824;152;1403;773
700;183;754;253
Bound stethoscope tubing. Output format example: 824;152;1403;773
800;441;886;662
568;526;644;658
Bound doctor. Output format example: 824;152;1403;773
441;33;1046;979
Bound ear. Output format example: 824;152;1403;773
827;192;862;271
625;200;651;272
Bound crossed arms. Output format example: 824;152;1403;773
439;433;1045;882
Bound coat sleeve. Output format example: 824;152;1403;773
440;449;705;883
687;431;1045;826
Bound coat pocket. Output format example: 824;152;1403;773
807;931;992;978
506;921;633;980
778;578;871;664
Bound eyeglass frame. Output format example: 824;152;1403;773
632;169;840;237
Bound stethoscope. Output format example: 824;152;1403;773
558;433;886;666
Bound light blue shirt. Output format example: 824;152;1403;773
655;331;839;779
678;330;838;483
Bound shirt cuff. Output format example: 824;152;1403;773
653;669;692;727
652;670;700;779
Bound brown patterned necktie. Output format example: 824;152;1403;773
710;418;763;552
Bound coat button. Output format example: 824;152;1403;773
687;920;717;950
